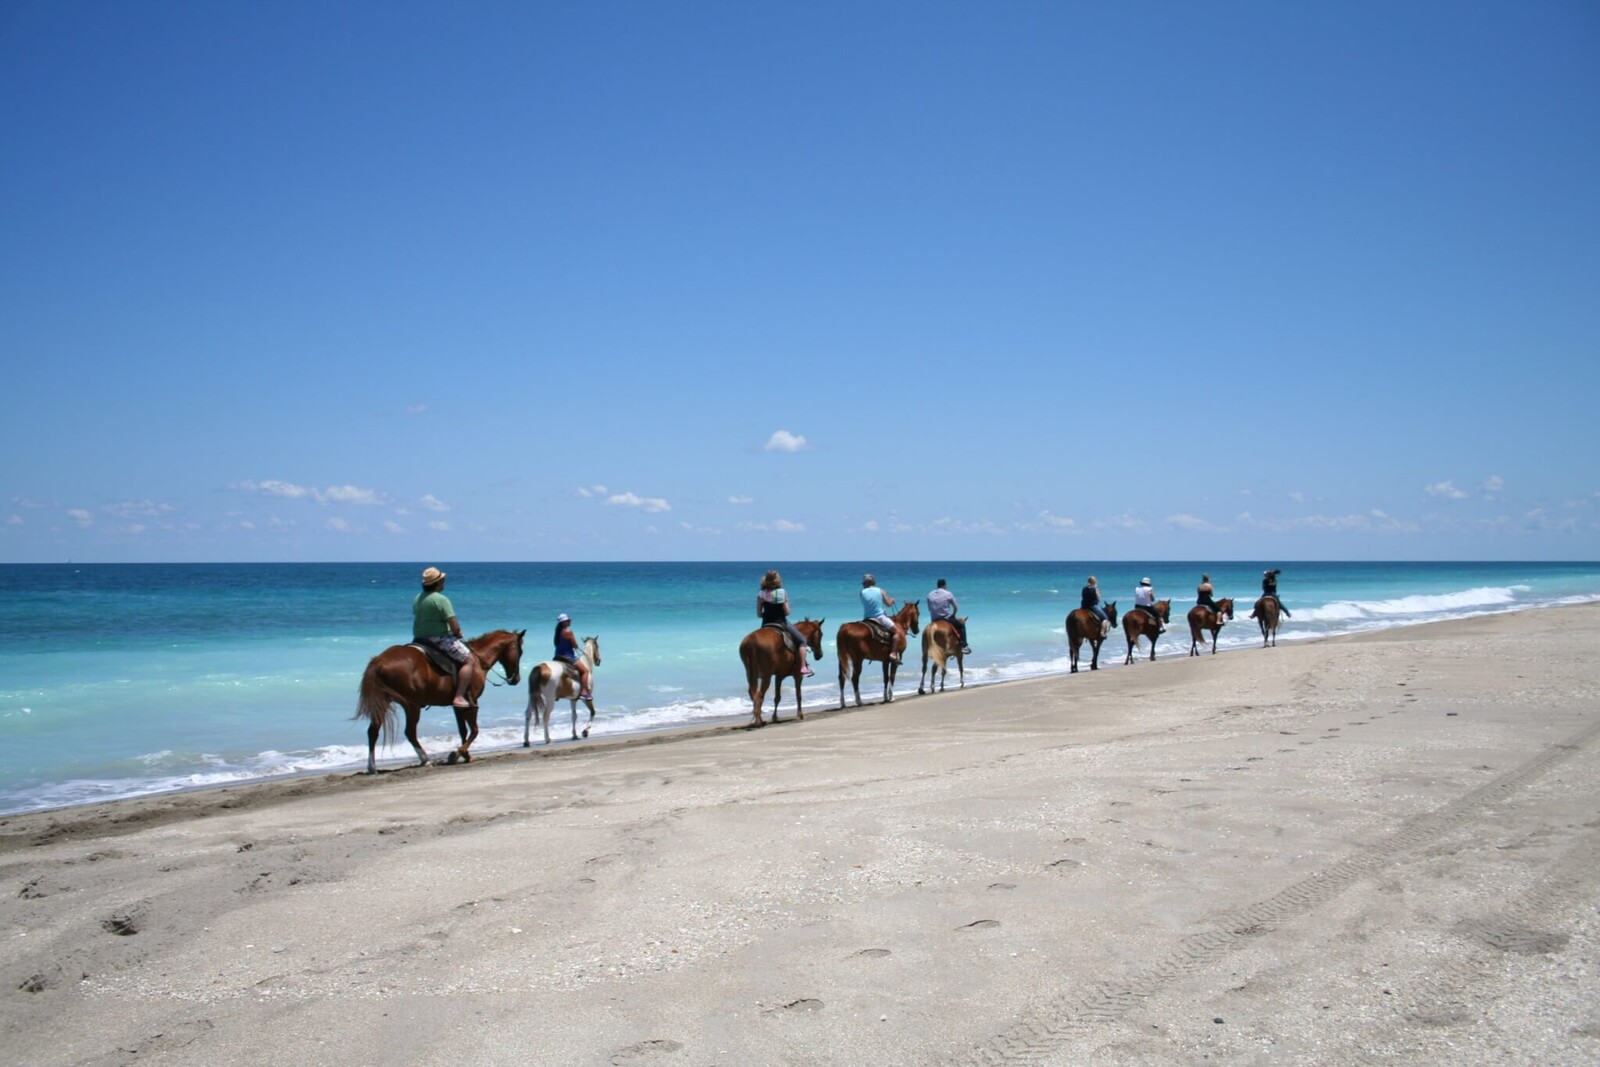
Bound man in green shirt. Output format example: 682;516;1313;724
413;566;480;708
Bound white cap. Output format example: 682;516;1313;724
556;613;570;623
1140;577;1151;585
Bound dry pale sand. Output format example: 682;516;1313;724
4;605;1600;1066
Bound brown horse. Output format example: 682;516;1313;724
1122;600;1171;664
1066;601;1119;673
739;619;825;726
918;616;967;694
1253;596;1281;647
837;600;920;708
354;629;525;774
1187;598;1234;656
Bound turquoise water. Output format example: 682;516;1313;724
3;560;1598;814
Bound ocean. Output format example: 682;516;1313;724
3;560;1598;815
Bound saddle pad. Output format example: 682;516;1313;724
410;641;459;680
761;622;798;652
865;618;895;642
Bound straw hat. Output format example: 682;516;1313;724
556;613;571;623
1140;577;1152;586
421;566;446;586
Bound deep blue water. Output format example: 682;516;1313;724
3;560;1598;814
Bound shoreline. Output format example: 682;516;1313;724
1;598;1590;830
2;603;1598;1063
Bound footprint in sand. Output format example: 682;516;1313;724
852;948;892;958
961;919;1001;930
611;1038;684;1062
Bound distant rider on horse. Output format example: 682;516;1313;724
860;574;904;664
1251;569;1291;618
1134;577;1166;633
926;578;970;655
1196;573;1218;612
757;569;814;677
553;613;594;699
1081;576;1108;631
413;566;481;709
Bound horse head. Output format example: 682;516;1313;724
1217;598;1234;621
501;629;526;686
798;618;826;660
900;600;921;636
1104;600;1119;626
583;635;601;667
1156;599;1171;622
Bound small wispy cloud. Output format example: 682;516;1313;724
66;508;93;527
1166;513;1223;532
576;484;608;498
738;519;805;533
326;517;358;533
232;480;386;506
6;515;21;526
727;495;753;505
105;500;175;519
862;519;880;532
763;430;809;453
1425;480;1468;500
1039;511;1076;530
383;520;405;534
606;491;671;513
1479;474;1505;495
429;521;451;531
406;404;428;415
418;494;450;512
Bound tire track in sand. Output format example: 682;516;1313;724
959;716;1600;1065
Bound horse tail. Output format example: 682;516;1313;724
354;657;398;746
1066;612;1080;643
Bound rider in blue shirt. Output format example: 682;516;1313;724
860;574;903;663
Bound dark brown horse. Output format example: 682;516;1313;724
354;629;525;774
1122;600;1170;664
918;616;967;694
1066;601;1119;673
1187;598;1234;656
1253;596;1281;647
739;619;825;726
837;600;920;708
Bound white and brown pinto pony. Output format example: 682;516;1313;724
918;615;966;694
524;635;601;746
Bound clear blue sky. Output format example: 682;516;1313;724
3;2;1597;563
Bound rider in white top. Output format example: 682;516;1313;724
1134;577;1165;633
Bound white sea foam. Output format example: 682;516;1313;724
1297;585;1522;623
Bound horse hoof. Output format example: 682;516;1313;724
581;728;590;738
445;751;459;765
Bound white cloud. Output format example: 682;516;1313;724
327;517;357;532
10;496;53;509
738;519;806;533
1479;475;1505;495
66;508;93;527
1425;480;1468;500
6;515;21;525
418;494;450;512
606;492;671;513
1039;511;1076;530
428;521;451;531
383;520;404;534
680;521;723;535
1166;513;1223;532
863;520;880;532
406;404;428;415
1094;512;1145;531
1288;491;1305;503
576;484;608;498
763;430;809;453
727;495;753;505
105;500;175;519
319;485;382;506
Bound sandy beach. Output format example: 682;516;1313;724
3;605;1599;1066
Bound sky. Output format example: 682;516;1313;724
2;1;1597;563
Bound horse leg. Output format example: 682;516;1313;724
956;650;964;689
1148;629;1158;662
447;706;478;764
1069;635;1080;673
793;673;805;721
851;659;864;708
366;719;381;775
771;677;785;724
1125;633;1136;665
918;646;929;695
402;706;430;767
568;697;580;741
753;676;771;726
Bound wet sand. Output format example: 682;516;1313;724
3;605;1599;1065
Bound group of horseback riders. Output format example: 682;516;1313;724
755;569;971;677
1080;569;1291;635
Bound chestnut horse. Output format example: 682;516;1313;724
1122;600;1171;664
1253;596;1281;647
355;629;525;774
837;600;920;708
918;616;967;694
1066;601;1119;673
524;636;601;746
1187;598;1234;656
739;619;825;726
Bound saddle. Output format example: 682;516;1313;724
865;618;897;646
762;621;799;653
410;641;459;684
